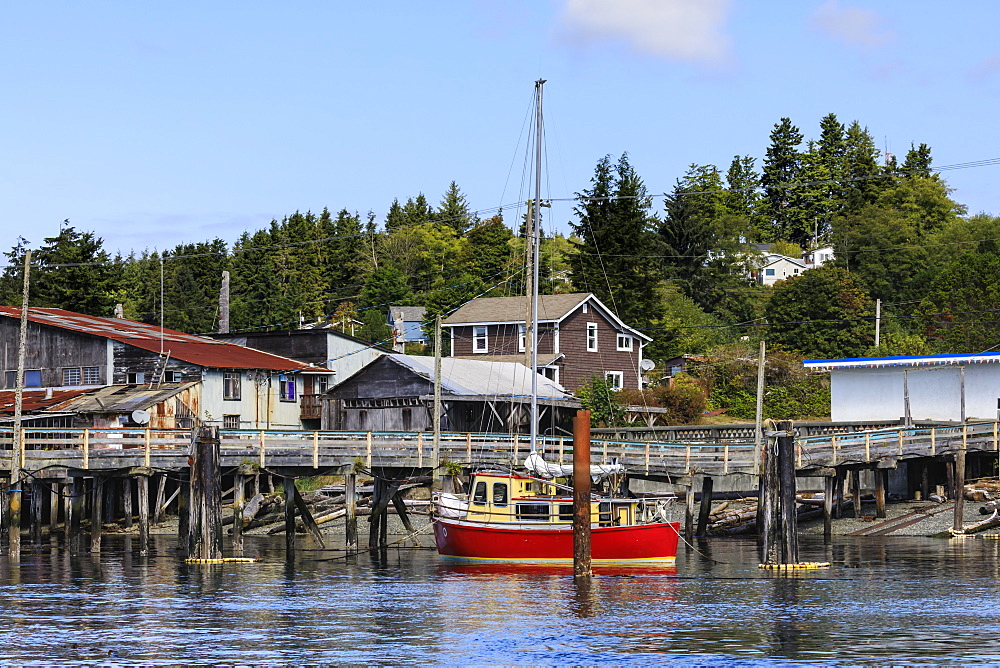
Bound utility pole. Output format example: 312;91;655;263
8;250;31;561
433;315;442;469
875;298;881;348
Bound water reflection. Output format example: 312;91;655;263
3;535;1000;663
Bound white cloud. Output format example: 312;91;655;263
810;1;895;49
559;0;733;65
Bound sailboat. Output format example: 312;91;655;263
431;81;680;565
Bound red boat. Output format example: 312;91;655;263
432;470;679;565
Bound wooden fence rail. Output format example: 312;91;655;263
0;421;998;478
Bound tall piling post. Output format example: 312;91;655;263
760;423;780;564
776;421;798;565
29;480;43;543
695;476;714;537
573;409;592;582
874;468;887;519
684;483;696;540
49;482;60;536
232;472;245;555
189;426;223;561
954;449;967;532
283;475;297;556
90;477;103;554
345;473;358;554
69;477;83;553
137;474;150;556
823;475;835;539
123;478;133;529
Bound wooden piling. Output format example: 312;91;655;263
123;478;134;529
29;480;43;543
390;492;416;544
777;421;798;565
954;449;967;532
572;409;592;581
189;426;224;561
283;475;297;555
695;476;714;537
760;425;780;564
835;469;844;519
153;474;167;524
920;461;930;501
90;477;103;554
137;474;149;556
345;473;357;554
851;470;862;519
823;476;834;539
684;483;696;541
232;473;245;555
49;482;60;534
176;473;190;556
69;478;83;553
874;468;887;519
368;477;382;551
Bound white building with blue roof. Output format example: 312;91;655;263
804;352;1000;423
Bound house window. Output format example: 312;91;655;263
582;303;588;314
127;372;144;385
223;372;241;400
587;323;598;352
605;371;623;389
616;334;633;351
315;376;329;394
6;370;42;388
83;366;101;384
62;367;81;386
765;268;775;276
223;414;241;429
518;324;526;353
473;326;488;353
279;375;296;401
166;370;183;383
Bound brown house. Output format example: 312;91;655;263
441;293;651;391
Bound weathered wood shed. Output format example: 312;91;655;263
326;353;580;435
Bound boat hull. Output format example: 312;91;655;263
433;517;679;565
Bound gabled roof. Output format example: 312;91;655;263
762;254;808;269
0;307;326;372
389;306;427;322
804;352;1000;371
442;293;651;342
337;353;573;400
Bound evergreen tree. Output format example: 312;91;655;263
29;225;115;315
725;155;763;240
328;208;366;301
385;199;405;232
842;121;886;209
435;181;476;235
901;143;933;178
761;118;808;245
162;239;228;333
569;153;658;327
464;214;514;282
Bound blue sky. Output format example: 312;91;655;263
2;1;998;256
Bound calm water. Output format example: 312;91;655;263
2;534;1000;665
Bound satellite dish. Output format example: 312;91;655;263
131;409;150;425
640;359;656;372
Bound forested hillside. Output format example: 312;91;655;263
2;114;995;364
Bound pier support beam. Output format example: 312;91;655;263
90;477;103;554
123;478;133;530
695;476;714;537
954;449;967;533
69;478;83;553
232;473;245;555
684;483;696;541
572;409;593;581
137;474;149;556
851;470;862;518
874;469;887;519
345;474;357;554
760;420;798;565
823;476;835;539
189;426;223;561
49;482;60;535
29;480;43;543
283;475;297;556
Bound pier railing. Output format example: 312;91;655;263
0;421;998;477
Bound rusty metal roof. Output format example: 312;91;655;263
0;307;327;372
0;388;93;415
48;383;195;414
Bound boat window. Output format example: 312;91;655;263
599;502;612;527
516;503;549;521
472;481;487;504
492;482;508;506
558;504;574;522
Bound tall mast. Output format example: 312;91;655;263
529;79;545;451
